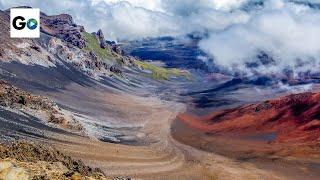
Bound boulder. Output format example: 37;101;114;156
0;161;29;180
30;45;41;52
110;66;122;74
97;29;107;49
92;29;107;49
106;40;124;55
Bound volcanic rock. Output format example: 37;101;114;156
111;45;124;55
29;45;41;52
110;65;122;74
94;29;107;49
41;14;86;48
106;41;124;55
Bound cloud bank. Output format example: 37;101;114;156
200;0;320;76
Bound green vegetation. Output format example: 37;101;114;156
82;32;113;60
82;32;191;80
135;60;191;80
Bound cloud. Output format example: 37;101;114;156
98;0;164;12
71;1;181;40
91;0;252;39
199;0;320;77
0;0;252;40
0;0;179;40
211;0;250;10
162;0;249;14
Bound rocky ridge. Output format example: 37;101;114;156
41;13;87;49
0;7;189;83
0;7;138;80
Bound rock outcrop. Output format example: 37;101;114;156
0;8;141;79
107;40;124;55
41;13;87;49
92;29;107;49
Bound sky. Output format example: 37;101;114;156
1;0;320;77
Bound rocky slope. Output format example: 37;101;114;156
0;142;106;179
1;5;320;179
171;92;320;179
178;92;320;144
0;80;83;131
1;7;131;79
0;6;190;139
1;6;189;82
0;6;193;179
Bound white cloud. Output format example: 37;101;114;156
92;0;164;12
96;2;180;40
0;0;253;40
211;0;249;10
199;0;320;76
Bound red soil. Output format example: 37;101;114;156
178;92;320;143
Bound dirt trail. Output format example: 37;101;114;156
50;100;186;178
44;84;285;179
